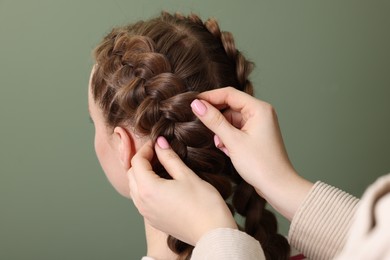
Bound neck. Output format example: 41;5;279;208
144;220;178;260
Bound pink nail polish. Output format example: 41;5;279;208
191;99;207;116
214;135;221;148
157;136;170;149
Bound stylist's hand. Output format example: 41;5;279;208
191;87;313;220
128;137;237;246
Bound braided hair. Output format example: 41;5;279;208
91;12;290;260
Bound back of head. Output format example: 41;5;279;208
91;12;289;260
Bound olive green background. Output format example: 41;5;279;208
1;0;389;259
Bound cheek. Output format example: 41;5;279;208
94;130;131;199
94;130;108;172
94;132;106;166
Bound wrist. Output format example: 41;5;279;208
194;211;238;245
255;170;313;221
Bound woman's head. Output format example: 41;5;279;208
89;12;289;259
89;12;253;197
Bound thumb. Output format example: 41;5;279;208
155;136;197;180
191;99;240;150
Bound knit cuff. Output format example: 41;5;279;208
192;228;265;260
288;181;359;260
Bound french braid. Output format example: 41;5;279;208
91;12;289;259
203;14;290;260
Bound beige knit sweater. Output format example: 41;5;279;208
142;174;390;259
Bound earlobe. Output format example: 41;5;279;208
113;126;135;170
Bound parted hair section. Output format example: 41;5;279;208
91;12;290;260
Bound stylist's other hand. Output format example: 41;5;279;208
128;137;237;246
191;87;313;220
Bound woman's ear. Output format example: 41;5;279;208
113;126;135;170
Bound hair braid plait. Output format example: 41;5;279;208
204;18;254;95
94;18;233;260
204;16;290;260
91;12;289;260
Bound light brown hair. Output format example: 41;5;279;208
91;12;290;260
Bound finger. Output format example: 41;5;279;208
222;109;245;129
155;136;196;180
128;168;139;202
191;99;241;148
131;140;154;173
128;167;148;217
197;87;256;112
130;140;162;185
214;135;230;156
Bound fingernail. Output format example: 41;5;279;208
214;135;221;148
157;136;170;149
221;147;230;157
191;99;207;116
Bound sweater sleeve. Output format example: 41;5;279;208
334;173;390;259
288;181;359;260
191;228;265;260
